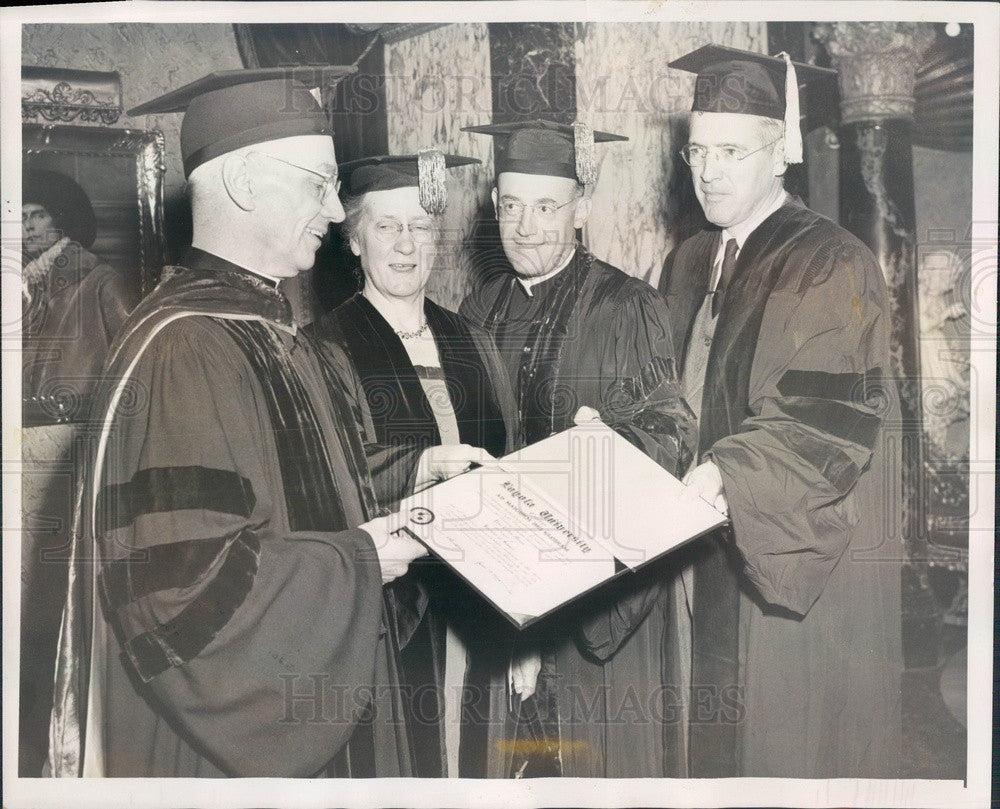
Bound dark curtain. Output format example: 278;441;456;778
234;24;388;311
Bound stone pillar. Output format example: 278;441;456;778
813;21;938;665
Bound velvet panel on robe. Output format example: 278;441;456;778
461;245;696;778
310;292;522;777
659;198;903;778
48;252;414;778
22;242;139;426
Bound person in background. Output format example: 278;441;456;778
661;44;902;777
22;167;139;424
310;151;520;778
460;119;696;778
19;168;140;776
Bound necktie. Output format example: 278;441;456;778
711;238;739;318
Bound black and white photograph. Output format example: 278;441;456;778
1;2;995;807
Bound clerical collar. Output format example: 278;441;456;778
517;248;576;296
183;247;282;288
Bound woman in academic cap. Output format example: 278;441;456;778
310;150;520;778
21;167;140;425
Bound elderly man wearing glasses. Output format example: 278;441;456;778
660;46;902;779
459;119;696;779
48;69;433;779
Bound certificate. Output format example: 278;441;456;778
386;422;728;628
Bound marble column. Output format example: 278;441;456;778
814;21;938;664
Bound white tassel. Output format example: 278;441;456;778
417;149;447;215
777;52;803;164
573;121;597;185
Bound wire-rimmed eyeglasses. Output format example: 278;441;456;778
253;152;342;203
497;196;578;223
678;138;782;168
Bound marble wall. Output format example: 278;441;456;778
385;23;495;311
575;22;768;287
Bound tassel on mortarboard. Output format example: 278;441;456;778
777;52;803;164
573;121;597;186
417;148;448;215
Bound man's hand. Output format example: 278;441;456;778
362;513;430;584
573;405;602;425
510;649;542;700
413;444;495;493
681;459;728;515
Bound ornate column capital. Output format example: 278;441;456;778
813;22;937;124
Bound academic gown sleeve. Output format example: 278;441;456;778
598;281;697;476
578;282;697;661
314;333;422;511
709;241;893;617
98;318;385;776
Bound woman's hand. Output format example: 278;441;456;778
413;444;496;492
510;649;543;700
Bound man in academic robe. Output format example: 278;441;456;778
460;120;696;778
47;69;430;778
660;45;903;778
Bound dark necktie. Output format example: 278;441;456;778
711;238;739;318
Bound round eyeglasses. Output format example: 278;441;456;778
679;138;782;168
253;152;342;203
371;218;437;244
497;197;578;223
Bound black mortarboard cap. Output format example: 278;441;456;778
669;45;836;162
461;119;627;184
23;168;96;249
128;66;357;178
339;151;480;215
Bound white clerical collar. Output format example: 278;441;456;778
722;190;788;251
518;249;575;296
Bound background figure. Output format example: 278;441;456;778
661;45;903;777
22;167;139;424
19;168;139;776
310;152;520;777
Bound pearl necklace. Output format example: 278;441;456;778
394;322;429;340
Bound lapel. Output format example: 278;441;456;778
699;198;811;449
662;230;719;373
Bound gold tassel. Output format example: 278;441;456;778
573;121;597;185
417;149;447;215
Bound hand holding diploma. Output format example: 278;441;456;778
413;444;497;492
682;459;729;515
362;512;430;584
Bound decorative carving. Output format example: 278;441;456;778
813;22;936;123
22;66;123;125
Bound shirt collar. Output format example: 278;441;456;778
185;246;283;288
518;248;576;296
722;189;788;250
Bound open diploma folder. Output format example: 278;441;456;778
378;423;728;629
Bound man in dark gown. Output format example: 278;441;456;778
660;46;902;777
48;69;428;778
460;120;696;778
